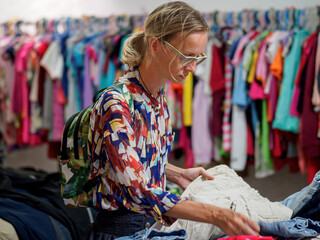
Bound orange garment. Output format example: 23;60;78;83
270;44;284;81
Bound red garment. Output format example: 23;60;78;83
247;124;254;156
211;90;224;137
47;141;61;159
35;39;50;107
272;129;282;158
307;158;320;184
291;32;318;117
210;42;225;93
218;235;274;240
178;126;194;168
300;33;320;158
298;33;320;183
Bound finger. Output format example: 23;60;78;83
241;218;260;236
200;168;214;180
245;218;260;233
243;224;260;236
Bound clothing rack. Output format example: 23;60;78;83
0;6;319;180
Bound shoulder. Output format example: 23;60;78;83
94;80;135;117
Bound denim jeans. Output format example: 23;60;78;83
259;217;320;238
115;228;187;240
282;171;320;216
294;189;320;221
82;208;156;240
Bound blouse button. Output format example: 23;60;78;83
154;106;160;113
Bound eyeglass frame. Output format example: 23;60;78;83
163;41;207;67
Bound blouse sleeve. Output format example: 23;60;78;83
89;89;186;225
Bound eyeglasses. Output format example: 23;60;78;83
163;41;207;67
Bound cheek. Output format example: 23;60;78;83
167;58;182;74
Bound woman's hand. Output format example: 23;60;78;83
212;207;260;236
179;167;214;190
166;164;214;190
165;200;260;237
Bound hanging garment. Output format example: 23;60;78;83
273;29;310;133
192;78;214;166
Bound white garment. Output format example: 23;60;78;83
40;41;64;80
161;165;292;240
230;104;247;171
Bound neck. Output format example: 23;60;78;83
138;64;164;98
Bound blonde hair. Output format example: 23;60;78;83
121;1;209;68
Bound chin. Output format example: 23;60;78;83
170;75;185;84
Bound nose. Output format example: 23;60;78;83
184;61;197;73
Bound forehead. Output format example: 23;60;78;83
171;32;208;54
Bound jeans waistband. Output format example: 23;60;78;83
97;207;138;220
94;207;154;236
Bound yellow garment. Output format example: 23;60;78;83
183;72;193;126
247;51;259;83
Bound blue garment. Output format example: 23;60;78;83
228;37;241;59
51;217;72;240
294;187;320;221
272;29;310;133
282;171;320;216
60;32;70;98
0;198;57;240
259;217;320;238
115;228;187;240
232;59;252;109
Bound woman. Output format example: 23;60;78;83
83;1;260;239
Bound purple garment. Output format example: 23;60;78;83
192;79;214;165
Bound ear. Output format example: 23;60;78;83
148;37;161;57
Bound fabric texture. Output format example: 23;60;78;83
115;228;186;240
259;217;320;238
160;165;292;240
0;217;19;240
88;70;186;225
83;208;156;240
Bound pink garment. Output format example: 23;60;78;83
52;81;65;142
231;31;256;67
269;76;279;121
249;80;265;100
255;39;269;87
12;40;35;145
222;57;232;152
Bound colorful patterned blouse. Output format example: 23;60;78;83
87;70;186;225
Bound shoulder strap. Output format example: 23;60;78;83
95;83;134;118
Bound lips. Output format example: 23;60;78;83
179;73;187;79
